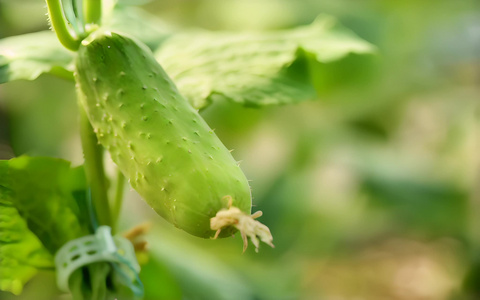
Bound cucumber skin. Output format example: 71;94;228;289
75;31;251;238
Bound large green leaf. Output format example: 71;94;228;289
155;15;375;109
0;31;74;83
0;156;145;298
4;156;90;253
1;10;373;111
0;5;172;84
0;156;91;295
0;162;53;295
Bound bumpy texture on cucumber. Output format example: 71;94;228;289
75;31;272;250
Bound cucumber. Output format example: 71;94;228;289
74;31;272;251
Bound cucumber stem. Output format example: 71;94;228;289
84;0;102;26
79;105;112;227
45;0;81;51
111;170;125;233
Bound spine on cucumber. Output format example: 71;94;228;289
75;31;273;251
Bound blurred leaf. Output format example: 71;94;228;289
0;161;53;295
105;5;174;50
1;156;90;253
147;227;254;300
363;171;467;237
155;14;375;109
463;257;480;299
308;52;378;96
141;258;182;300
0;31;74;83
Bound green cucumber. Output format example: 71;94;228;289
75;31;272;251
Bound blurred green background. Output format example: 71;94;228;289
0;0;479;299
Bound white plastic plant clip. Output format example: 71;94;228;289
54;226;142;295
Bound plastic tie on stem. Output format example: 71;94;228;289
54;226;143;297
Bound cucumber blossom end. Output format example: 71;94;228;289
211;196;274;252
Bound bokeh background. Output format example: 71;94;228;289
0;0;479;299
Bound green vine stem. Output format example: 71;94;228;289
84;0;102;26
469;106;480;250
79;105;112;227
111;170;125;233
45;0;81;51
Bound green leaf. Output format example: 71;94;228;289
0;162;54;295
0;5;172;85
0;31;74;83
0;156;91;294
4;156;90;254
155;15;375;109
1;12;373;111
0;202;53;295
0;156;143;298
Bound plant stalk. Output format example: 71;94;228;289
111;170;125;233
79;105;112;227
469;104;480;250
45;0;81;51
84;0;102;26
